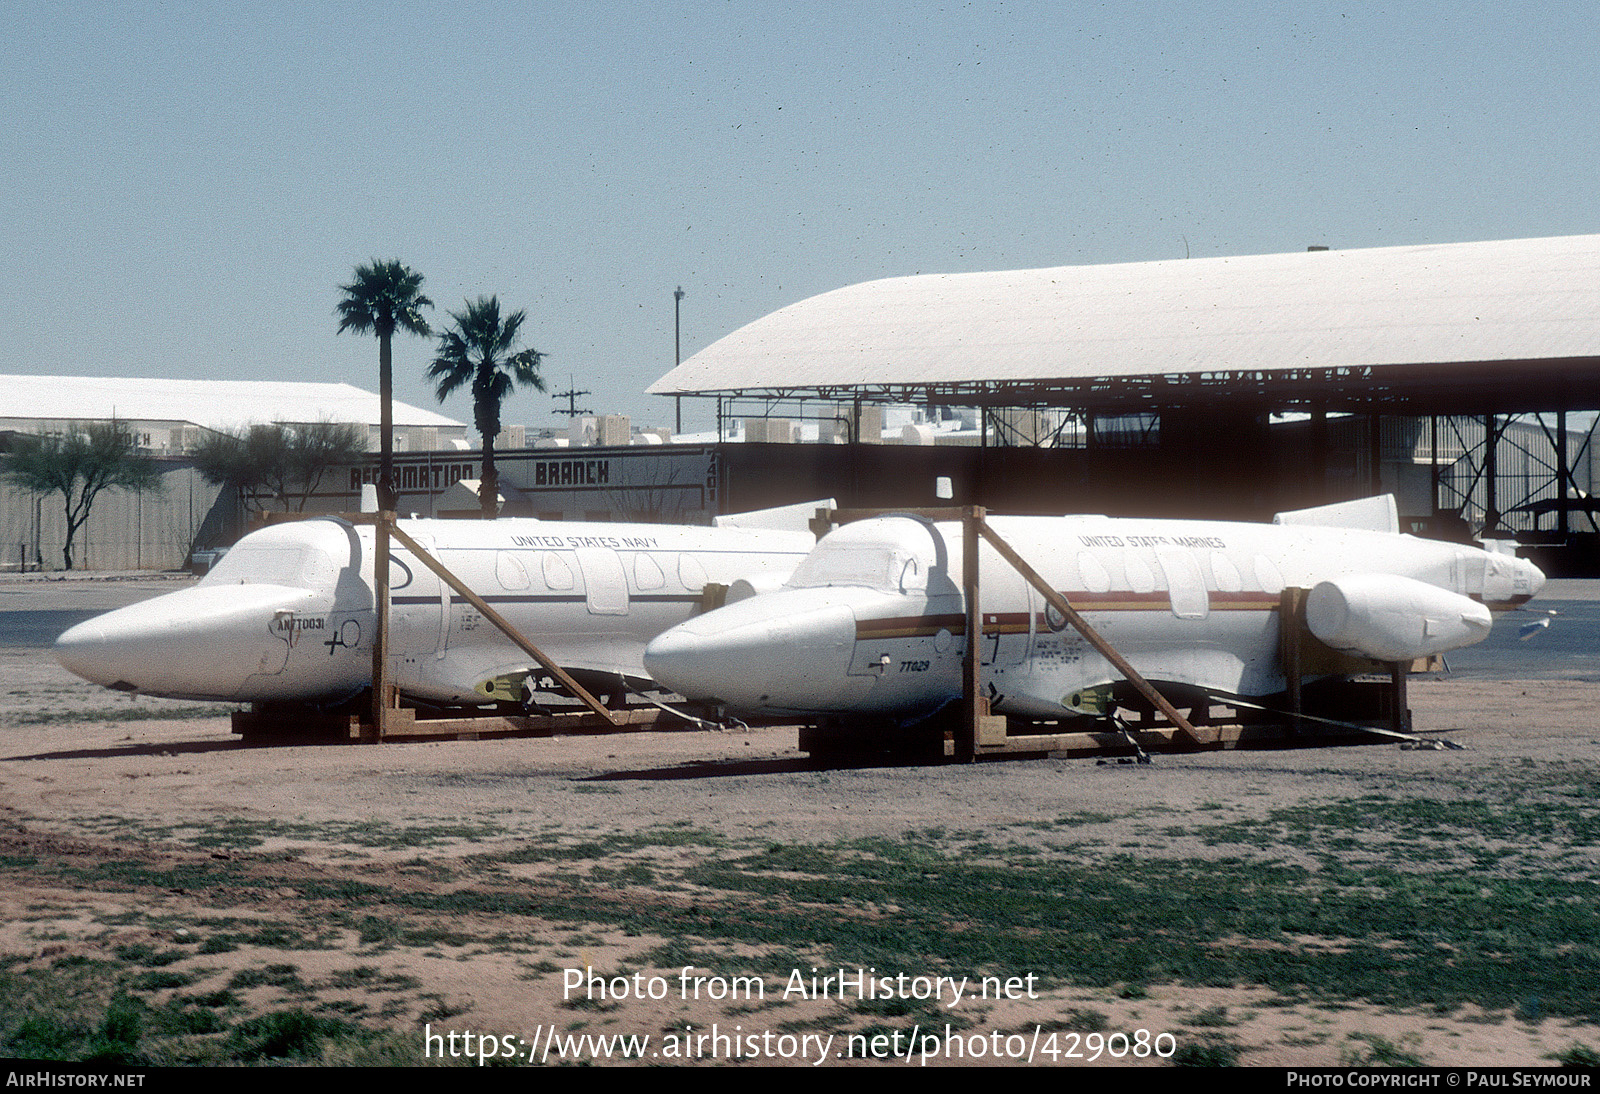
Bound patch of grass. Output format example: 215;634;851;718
1190;794;1600;876
0;969;163;1064
417;994;469;1022
1035;1008;1109;1033
17;763;1600;1065
173;988;240;1009
240;924;321;949
0;921;384;1063
5;1007;136;1062
30;818;1600;1026
350;915;477;951
591;862;656;884
1555;1043;1600;1067
148;1000;226;1037
228;964;308;994
1171;1036;1242;1066
647;838;1600;1020
179;817;501;852
128;969;194;992
479;827;725;867
1342;1032;1427;1067
112;942;185;967
226;1009;361;1062
327;966;418;992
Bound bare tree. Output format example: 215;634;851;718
192;421;367;513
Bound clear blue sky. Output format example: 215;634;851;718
5;1;1597;436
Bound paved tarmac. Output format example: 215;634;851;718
1442;580;1600;682
0;572;196;649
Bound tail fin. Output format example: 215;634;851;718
1273;495;1398;534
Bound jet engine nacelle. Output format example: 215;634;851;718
1304;573;1492;662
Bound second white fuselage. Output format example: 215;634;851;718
643;512;1545;720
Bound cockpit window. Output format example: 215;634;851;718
787;545;901;591
200;546;329;588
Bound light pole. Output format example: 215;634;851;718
674;286;685;436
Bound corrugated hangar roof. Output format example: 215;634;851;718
650;234;1600;413
0;375;463;432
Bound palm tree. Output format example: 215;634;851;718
428;296;546;519
336;260;432;510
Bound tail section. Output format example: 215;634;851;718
1274;495;1399;534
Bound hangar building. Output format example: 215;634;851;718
0;375;466;456
649;234;1600;567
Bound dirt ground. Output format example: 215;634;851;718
4;578;1600;1066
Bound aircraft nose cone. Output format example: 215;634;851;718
54;584;322;701
1525;558;1547;600
645;593;860;714
54;617;134;691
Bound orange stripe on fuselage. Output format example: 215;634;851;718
852;590;1279;640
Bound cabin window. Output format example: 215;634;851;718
542;552;576;590
634;553;666;591
576;548;629;615
789;545;897;590
1076;552;1112;594
496;552;531;591
201;545;330;589
678;553;708;590
1210;552;1243;593
1156;547;1209;620
1252;555;1285;594
1124;553;1157;594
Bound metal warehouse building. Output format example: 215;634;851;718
1;376;466;571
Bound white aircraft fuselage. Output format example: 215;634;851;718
55;516;814;705
643;505;1546;721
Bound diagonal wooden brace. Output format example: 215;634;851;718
975;518;1208;745
385;521;621;727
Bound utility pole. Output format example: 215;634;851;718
674;286;686;436
551;376;593;419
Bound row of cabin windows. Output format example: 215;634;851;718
491;551;709;594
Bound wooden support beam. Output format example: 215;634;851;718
1387;661;1410;736
958;505;985;762
828;505;981;525
1280;587;1306;732
371;511;396;737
